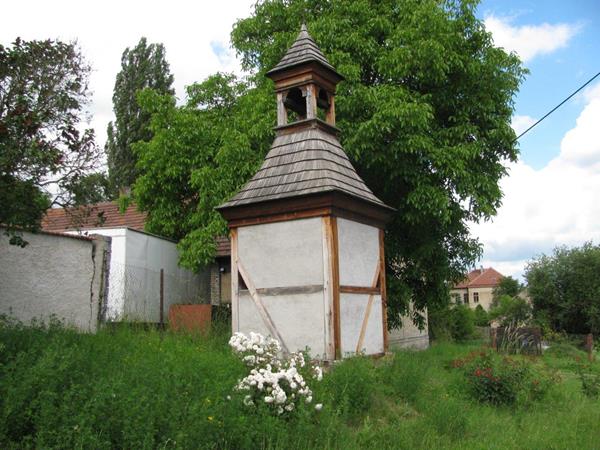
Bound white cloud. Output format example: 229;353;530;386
484;15;580;62
511;115;536;136
472;83;600;280
0;0;255;147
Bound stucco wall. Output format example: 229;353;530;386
337;218;384;356
69;228;210;323
122;229;210;322
450;287;495;310
389;307;430;350
236;217;329;358
0;230;108;332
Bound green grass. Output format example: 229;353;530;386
1;319;599;449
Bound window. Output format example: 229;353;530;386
452;294;461;304
463;293;469;304
474;292;479;303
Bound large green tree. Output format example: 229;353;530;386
132;0;525;326
106;37;174;196
0;38;103;244
526;243;600;334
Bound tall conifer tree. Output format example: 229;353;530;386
106;37;174;196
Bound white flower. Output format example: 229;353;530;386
305;396;313;403
275;390;287;404
264;396;274;403
315;403;323;411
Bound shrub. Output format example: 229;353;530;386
429;304;476;342
229;332;323;416
449;304;476;342
459;351;557;405
577;364;600;398
489;295;532;327
474;305;489;327
465;352;527;404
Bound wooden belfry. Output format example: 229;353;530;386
217;25;393;359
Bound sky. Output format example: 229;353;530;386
2;0;599;281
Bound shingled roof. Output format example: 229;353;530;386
266;24;341;79
219;124;386;208
220;26;389;212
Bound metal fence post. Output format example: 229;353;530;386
160;268;164;330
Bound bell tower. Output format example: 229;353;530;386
266;24;342;128
218;25;394;360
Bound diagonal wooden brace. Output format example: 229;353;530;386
237;259;290;354
355;264;381;353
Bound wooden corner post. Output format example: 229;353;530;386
379;229;389;353
230;228;239;333
325;216;341;359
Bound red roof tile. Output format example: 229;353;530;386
42;201;147;232
454;267;504;289
42;202;233;257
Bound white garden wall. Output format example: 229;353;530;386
0;230;108;331
68;227;210;323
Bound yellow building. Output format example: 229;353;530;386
450;267;504;311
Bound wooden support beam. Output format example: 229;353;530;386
326;94;335;126
379;229;389;353
340;286;380;295
305;84;317;119
355;265;381;353
276;92;287;126
230;228;239;333
237;259;289;354
246;284;323;296
329;216;341;359
322;216;335;360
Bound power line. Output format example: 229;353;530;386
515;70;600;141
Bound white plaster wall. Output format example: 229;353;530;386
239;291;327;358
69;228;210;322
237;218;324;288
0;230;107;331
122;229;210;322
68;228;127;320
236;218;328;358
340;293;384;356
337;219;384;356
337;218;380;286
389;307;429;350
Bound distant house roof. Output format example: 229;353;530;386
42;201;146;232
42;201;232;258
455;267;504;289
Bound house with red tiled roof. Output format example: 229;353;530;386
450;267;504;311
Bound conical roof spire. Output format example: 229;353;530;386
266;24;343;80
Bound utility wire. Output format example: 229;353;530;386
515;70;600;141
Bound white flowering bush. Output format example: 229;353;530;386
229;332;323;416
